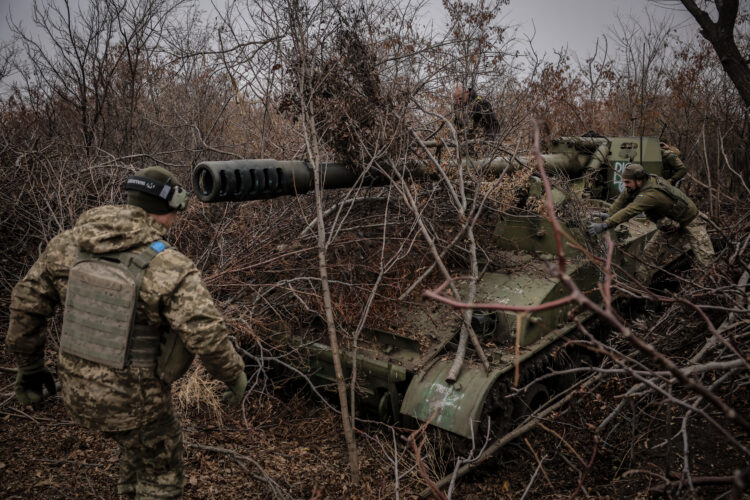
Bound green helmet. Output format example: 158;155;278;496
622;163;647;180
125;166;189;214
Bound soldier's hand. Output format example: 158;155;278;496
14;360;56;405
587;221;608;236
590;211;609;219
222;371;248;406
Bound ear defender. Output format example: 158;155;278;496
125;176;190;211
167;184;190;210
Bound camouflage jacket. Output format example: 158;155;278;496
660;147;687;184
7;205;244;431
606;176;697;227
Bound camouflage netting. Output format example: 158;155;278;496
278;16;411;169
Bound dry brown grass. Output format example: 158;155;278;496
173;364;225;426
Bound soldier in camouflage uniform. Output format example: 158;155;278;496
7;167;247;499
588;163;714;283
451;84;500;138
659;141;687;185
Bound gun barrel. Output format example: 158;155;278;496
193;159;358;202
193;144;606;203
474;153;588;177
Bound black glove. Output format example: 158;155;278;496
14;360;56;405
656;217;679;233
590;211;609;219
587;221;608;236
222;371;248;406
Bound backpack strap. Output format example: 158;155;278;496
125;240;171;368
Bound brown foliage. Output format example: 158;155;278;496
1;0;749;497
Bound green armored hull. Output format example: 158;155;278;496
193;135;672;438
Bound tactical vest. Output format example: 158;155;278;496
639;176;696;225
61;241;169;370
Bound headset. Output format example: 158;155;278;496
125;176;190;210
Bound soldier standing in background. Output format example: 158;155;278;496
659;141;687;185
451;83;500;138
588;163;714;283
7;166;247;499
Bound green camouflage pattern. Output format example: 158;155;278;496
660;146;687;184
636;215;715;282
606;176;697;227
7;204;244;431
103;408;184;499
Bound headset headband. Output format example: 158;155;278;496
125;176;190;210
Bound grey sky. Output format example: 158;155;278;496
502;0;697;58
0;0;31;32
0;0;700;59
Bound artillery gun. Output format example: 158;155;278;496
193;135;671;439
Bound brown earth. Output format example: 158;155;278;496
2;335;747;499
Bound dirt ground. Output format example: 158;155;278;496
2;337;748;500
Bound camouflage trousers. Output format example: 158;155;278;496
635;215;715;283
103;409;184;499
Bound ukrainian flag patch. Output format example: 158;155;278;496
150;241;167;253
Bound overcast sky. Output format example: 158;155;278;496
0;0;700;60
502;0;697;57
